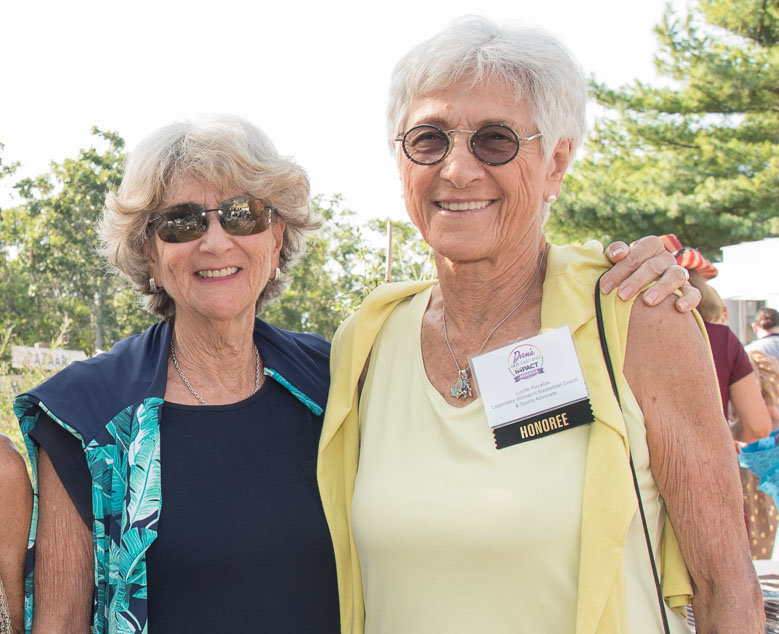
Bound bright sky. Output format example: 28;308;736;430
0;0;688;221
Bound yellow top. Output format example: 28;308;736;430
318;242;694;634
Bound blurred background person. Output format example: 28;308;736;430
748;308;779;364
739;350;779;559
0;434;32;634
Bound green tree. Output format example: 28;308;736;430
0;141;19;180
264;195;435;339
546;0;779;259
0;129;153;354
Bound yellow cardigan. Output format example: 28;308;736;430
317;243;693;634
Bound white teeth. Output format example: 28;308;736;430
196;267;239;279
438;200;491;211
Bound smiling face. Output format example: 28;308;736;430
398;78;571;267
146;180;285;326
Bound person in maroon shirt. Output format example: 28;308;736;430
688;270;771;442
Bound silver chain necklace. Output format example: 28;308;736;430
170;339;261;406
442;245;548;400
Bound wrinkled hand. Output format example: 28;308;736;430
601;236;701;313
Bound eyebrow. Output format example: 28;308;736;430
408;117;514;130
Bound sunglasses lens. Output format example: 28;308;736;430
403;126;449;164
472;125;519;165
153;197;274;242
219;197;271;236
155;204;207;243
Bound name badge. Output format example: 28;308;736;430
470;327;593;449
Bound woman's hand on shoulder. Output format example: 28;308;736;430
602;236;700;312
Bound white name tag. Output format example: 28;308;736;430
470;327;593;449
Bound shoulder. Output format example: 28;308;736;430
627;296;708;372
254;320;332;413
0;433;29;487
16;322;171;441
746;335;777;353
546;242;608;280
629;295;701;339
333;280;436;349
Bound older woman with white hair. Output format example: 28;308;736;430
14;115;340;633
319;17;763;634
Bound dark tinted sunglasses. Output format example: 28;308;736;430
149;196;277;243
396;124;542;166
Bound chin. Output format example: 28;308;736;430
430;236;493;263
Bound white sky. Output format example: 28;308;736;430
0;0;688;221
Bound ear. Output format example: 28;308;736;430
144;237;159;278
271;220;286;268
544;139;573;200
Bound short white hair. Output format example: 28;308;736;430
387;16;588;159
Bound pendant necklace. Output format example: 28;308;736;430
442;245;548;400
170;339;261;406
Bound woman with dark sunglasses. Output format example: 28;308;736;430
319;17;763;634
15;112;694;633
14;115;339;633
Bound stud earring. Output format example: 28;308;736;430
149;277;161;294
546;194;557;204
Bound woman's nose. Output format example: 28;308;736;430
198;211;233;252
439;136;486;187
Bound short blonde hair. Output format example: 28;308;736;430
99;115;319;320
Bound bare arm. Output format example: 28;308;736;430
729;372;773;443
624;296;764;633
32;448;93;633
602;236;700;312
0;435;32;634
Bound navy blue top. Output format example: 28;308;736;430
148;381;339;631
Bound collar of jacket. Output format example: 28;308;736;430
21;318;331;443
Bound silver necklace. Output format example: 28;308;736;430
442;245;548;400
170;339;261;406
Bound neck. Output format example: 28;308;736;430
168;311;259;405
435;236;548;334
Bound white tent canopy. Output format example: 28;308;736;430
709;238;779;307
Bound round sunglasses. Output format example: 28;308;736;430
149;196;277;243
396;124;542;166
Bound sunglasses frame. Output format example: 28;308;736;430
395;124;542;166
148;195;277;243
